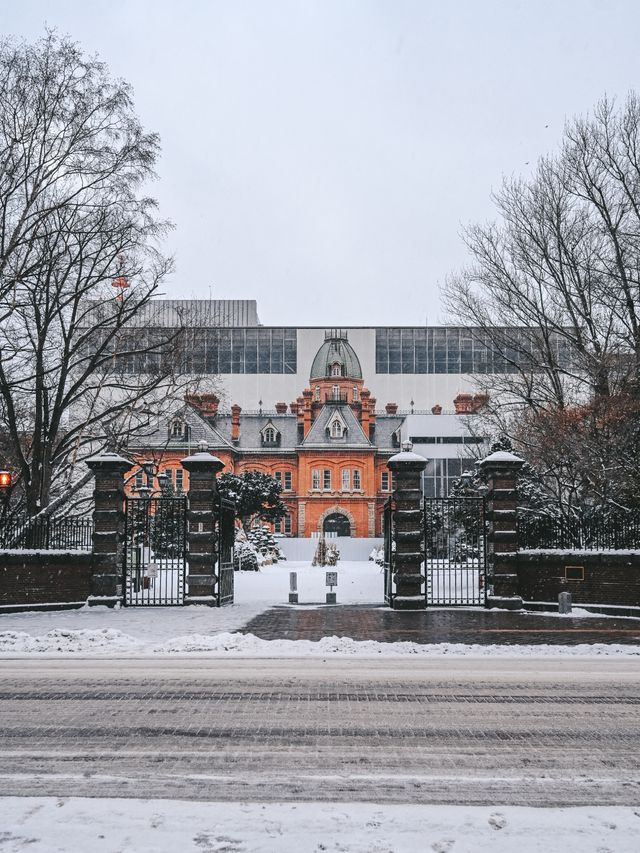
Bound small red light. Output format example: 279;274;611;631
0;470;11;489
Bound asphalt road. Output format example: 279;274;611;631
1;656;639;806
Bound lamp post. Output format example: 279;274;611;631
0;470;11;512
137;459;155;497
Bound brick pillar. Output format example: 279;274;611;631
86;452;131;607
181;446;225;605
387;441;427;610
478;450;524;610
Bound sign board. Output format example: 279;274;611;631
145;563;159;579
325;571;338;587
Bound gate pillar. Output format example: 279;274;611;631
387;441;427;610
181;445;225;605
86;452;131;607
478;450;524;610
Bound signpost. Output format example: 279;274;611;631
326;571;337;604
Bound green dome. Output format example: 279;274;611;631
310;330;362;380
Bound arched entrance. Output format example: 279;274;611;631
323;512;351;537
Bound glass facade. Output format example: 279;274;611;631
118;327;297;375
421;458;475;498
375;328;570;374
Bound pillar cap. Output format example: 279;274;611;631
181;450;225;474
85;452;132;472
387;440;428;470
478;450;524;468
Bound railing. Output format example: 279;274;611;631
0;514;94;550
324;392;349;404
518;512;640;551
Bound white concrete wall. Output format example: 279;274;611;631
278;536;383;562
214;327;478;411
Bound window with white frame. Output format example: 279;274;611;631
134;470;144;491
353;469;361;490
331;363;341;377
175;469;184;492
169;419;187;439
284;515;292;534
332;384;340;399
352;386;359;402
312;469;320;490
314;385;321;401
263;426;276;444
342;469;350;490
274;471;282;486
330;419;343;438
381;471;389;491
323;469;331;490
284;471;292;490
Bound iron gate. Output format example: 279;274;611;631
423;496;486;606
215;496;235;606
123;495;188;606
383;497;395;606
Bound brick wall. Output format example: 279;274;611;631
0;551;93;608
500;551;640;607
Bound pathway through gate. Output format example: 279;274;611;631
423;497;486;606
123;496;188;606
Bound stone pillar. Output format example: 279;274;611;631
387;441;427;610
181;446;225;605
86;452;131;607
478;450;524;610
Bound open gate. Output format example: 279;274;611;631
423;496;486;606
215;496;235;606
123;495;188;606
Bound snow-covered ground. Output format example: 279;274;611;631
1;798;638;852
1;560;639;658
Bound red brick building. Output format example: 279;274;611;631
128;330;404;537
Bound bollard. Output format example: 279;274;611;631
558;591;572;614
289;571;298;604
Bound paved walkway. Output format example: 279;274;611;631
241;604;640;644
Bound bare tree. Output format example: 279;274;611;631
443;93;640;514
0;33;200;516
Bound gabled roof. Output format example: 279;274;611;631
302;404;371;448
126;403;234;451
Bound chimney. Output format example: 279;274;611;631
290;401;299;415
431;404;443;415
385;402;398;415
185;393;219;417
453;393;474;414
231;404;242;443
471;394;489;412
302;389;313;437
275;402;288;414
368;396;377;439
360;388;371;434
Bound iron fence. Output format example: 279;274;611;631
0;514;93;550
518;512;640;551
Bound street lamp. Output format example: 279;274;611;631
136;460;155;497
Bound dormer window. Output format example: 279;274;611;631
169;419;188;440
331;362;342;377
260;421;280;446
314;385;321;401
327;411;348;440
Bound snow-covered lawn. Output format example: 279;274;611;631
1;797;638;852
1;559;639;658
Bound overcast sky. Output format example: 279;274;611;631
3;1;640;325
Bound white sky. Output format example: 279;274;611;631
3;1;640;326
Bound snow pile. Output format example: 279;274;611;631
0;627;141;654
2;627;638;657
1;797;639;853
